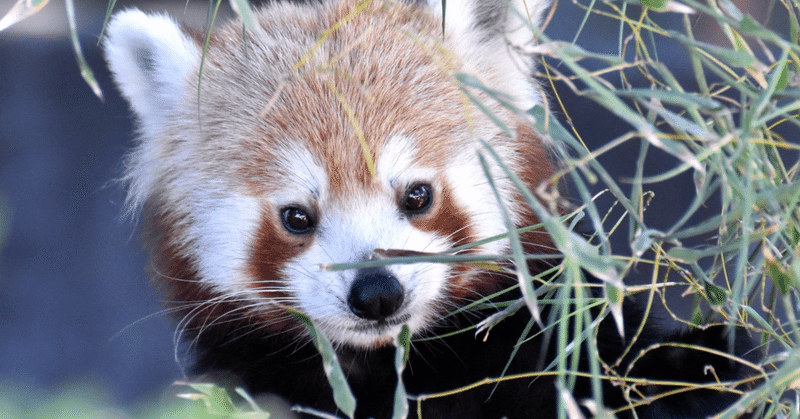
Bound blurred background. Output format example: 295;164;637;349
0;0;781;414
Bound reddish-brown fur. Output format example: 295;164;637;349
136;1;556;338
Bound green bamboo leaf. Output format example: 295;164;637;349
179;383;236;415
480;140;622;284
717;0;744;21
791;225;800;247
646;104;713;138
704;43;757;68
788;6;800;50
794;260;800;294
234;387;271;416
528;106;640;222
767;261;792;295
229;0;255;30
670;31;756;68
65;0;103;100
539;37;706;174
475;299;526;336
703;282;728;305
765;249;792;295
690;307;704;326
392;325;410;419
617;88;722;110
440;0;446;33
666;246;701;263
604;282;625;338
98;0;116;40
631;228;654;258
637;0;666;10
775;61;789;92
288;308;356;418
754;50;789;113
557;384;586;418
536;41;626;66
0;0;49;32
739;15;767;36
478;151;542;327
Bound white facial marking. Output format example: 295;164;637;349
445;147;516;257
189;192;262;300
377;134;437;191
270;141;328;209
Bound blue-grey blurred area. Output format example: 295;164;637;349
0;0;780;411
0;0;191;409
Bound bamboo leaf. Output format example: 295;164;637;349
670;31;756;68
0;0;48;32
480;140;622;285
478;151;542;327
65;0;103;100
177;383;235;415
604;282;625;338
703;281;728;305
392;325;410;419
666;246;701;263
288;308;356;418
637;0;666;10
616;88;722;110
775;62;790;92
229;0;255;30
765;248;792;295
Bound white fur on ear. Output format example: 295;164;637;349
425;0;550;38
103;9;200;128
506;0;552;46
424;0;552;110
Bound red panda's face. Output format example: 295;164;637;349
245;133;517;347
104;0;554;348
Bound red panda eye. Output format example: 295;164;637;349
281;207;314;234
403;184;433;214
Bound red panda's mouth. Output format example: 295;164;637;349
348;312;412;333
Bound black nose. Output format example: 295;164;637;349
347;267;404;321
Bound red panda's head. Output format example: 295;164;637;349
104;0;554;348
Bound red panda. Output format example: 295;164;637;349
104;1;753;418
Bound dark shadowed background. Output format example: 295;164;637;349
0;0;778;412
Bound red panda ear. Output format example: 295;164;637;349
422;0;551;38
422;0;552;112
103;9;200;130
